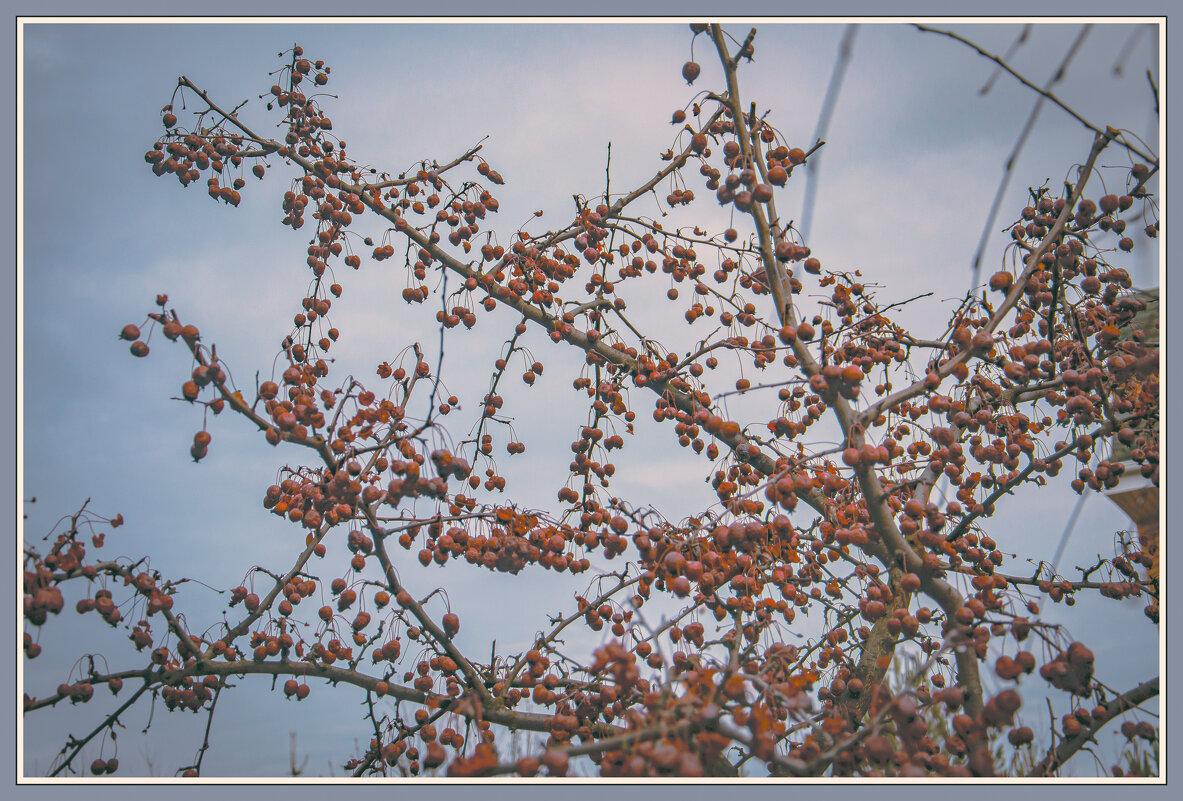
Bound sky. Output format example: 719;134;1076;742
18;19;1162;779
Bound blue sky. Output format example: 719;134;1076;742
20;20;1161;777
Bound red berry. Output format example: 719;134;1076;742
989;271;1013;292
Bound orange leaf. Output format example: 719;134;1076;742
821;715;845;735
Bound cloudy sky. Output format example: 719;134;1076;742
19;18;1162;778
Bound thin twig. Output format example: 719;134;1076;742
800;24;858;244
49;682;151;777
190;684;222;775
1111;25;1147;77
980;24;1032;94
915;24;1156;165
969;24;1092;290
1029;677;1159;776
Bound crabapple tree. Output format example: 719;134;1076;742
23;24;1160;778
